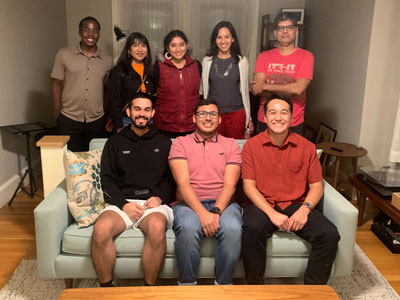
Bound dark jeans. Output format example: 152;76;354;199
242;203;340;284
255;121;304;136
57;114;106;152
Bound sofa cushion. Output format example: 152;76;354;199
62;223;311;258
63;149;106;228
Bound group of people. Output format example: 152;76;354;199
51;12;313;152
51;13;340;287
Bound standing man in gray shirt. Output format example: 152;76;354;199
51;16;113;151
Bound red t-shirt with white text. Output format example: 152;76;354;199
254;47;314;127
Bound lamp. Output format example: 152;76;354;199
113;25;130;42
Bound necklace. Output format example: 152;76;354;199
214;59;233;78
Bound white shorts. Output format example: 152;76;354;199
101;199;174;230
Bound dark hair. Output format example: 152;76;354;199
163;30;189;55
194;98;219;114
206;21;242;63
274;12;298;28
115;32;153;78
128;92;154;109
79;16;101;31
263;92;293;115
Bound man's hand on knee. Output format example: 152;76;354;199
288;206;309;232
269;211;290;232
123;203;144;221
199;211;219;237
144;197;162;208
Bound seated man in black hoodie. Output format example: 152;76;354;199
91;92;175;287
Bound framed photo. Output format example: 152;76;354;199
267;40;278;50
316;122;337;145
304;125;316;143
281;8;305;25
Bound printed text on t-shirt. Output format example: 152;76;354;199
268;63;296;74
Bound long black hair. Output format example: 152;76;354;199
115;32;153;78
206;21;242;63
163;30;191;56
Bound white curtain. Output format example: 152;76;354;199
389;95;400;163
112;0;259;74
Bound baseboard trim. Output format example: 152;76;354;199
0;159;41;208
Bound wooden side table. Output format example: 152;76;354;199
316;142;368;189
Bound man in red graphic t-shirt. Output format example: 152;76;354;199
252;12;314;136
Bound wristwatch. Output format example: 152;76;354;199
211;207;221;215
303;202;312;210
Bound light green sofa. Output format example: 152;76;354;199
34;138;358;287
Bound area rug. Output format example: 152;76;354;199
0;244;399;300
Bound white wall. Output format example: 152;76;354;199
66;0;113;55
0;0;67;206
305;0;375;146
359;0;400;166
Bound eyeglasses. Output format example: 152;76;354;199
196;111;219;119
275;25;297;32
82;27;100;34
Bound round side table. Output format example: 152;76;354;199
316;142;368;188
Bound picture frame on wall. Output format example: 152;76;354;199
281;8;305;25
315;122;337;144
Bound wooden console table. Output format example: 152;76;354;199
58;285;339;300
348;173;400;226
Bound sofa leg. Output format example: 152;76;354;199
64;278;73;289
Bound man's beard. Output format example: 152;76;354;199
132;116;149;129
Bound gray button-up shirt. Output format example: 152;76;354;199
51;44;113;122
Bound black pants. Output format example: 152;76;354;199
255;121;304;136
242;203;340;284
57;114;106;152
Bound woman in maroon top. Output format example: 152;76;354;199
153;30;202;138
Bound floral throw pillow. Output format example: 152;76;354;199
63;149;105;228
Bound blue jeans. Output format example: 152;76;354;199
173;200;243;284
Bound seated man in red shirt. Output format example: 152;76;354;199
241;92;340;284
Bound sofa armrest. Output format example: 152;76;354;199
320;180;358;276
34;180;71;278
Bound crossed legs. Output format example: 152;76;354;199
91;210;168;285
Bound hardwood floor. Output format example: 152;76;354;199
0;189;400;295
0;189;41;289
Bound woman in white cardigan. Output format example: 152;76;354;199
201;21;253;139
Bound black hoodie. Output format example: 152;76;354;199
100;125;176;209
